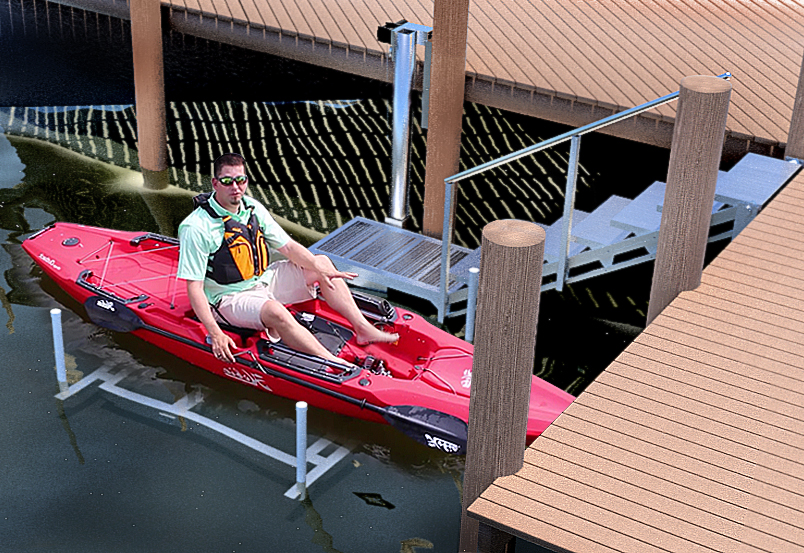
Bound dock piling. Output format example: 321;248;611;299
50;308;69;395
647;75;731;325
422;0;470;238
459;220;546;553
130;0;168;186
786;49;804;162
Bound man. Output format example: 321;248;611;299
178;153;398;364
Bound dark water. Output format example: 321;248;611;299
0;1;676;552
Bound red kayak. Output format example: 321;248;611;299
23;222;573;454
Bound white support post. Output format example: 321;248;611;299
50;308;69;395
295;401;308;500
465;267;480;343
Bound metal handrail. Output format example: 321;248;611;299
439;72;731;320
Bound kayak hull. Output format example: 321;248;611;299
23;223;574;453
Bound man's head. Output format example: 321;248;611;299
213;152;247;180
212;153;249;213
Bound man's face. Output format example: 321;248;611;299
212;164;249;212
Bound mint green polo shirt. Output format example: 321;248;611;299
177;193;291;305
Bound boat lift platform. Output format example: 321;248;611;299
311;153;800;323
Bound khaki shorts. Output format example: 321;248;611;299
213;260;316;337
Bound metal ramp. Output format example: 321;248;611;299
311;153;800;323
310;217;475;317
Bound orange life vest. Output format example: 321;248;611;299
193;193;271;285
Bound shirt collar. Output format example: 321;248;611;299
210;193;247;217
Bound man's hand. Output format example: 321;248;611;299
312;255;357;291
279;240;357;291
186;279;238;363
209;331;238;363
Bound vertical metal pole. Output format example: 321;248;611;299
439;179;457;322
386;29;416;227
556;135;581;291
421;39;433;129
50;309;69;394
465;267;480;343
296;401;308;500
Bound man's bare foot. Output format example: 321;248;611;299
355;325;399;345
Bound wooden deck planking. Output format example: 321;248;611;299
221;0;247;26
588;373;803;468
517;450;787;551
608;354;804;438
564;397;804;498
655;304;804;369
469;171;804;551
479;484;675;553
495;466;747;552
670;294;804;357
109;0;804;151
232;0;264;29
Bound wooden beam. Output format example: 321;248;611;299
421;0;469;238
130;0;167;180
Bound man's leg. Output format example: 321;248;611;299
259;299;347;365
305;255;399;345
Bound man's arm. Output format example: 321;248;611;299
277;239;357;291
186;279;237;363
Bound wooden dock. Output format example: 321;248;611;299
34;0;804;158
467;169;804;552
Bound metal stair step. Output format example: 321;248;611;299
714;153;800;206
610;181;666;234
571;195;632;248
536;210;589;262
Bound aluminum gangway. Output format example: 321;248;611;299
309;73;801;328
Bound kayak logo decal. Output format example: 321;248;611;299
461;369;472;389
223;366;272;391
96;299;116;312
424;433;460;454
38;253;61;271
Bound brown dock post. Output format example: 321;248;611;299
646;76;731;325
459;219;546;553
421;0;469;238
786;50;804;161
130;0;168;189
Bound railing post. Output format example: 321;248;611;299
556;134;581;291
439;178;457;322
647;75;732;325
464;267;480;343
296;401;308;500
459;220;546;552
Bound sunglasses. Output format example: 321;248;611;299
216;175;248;186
